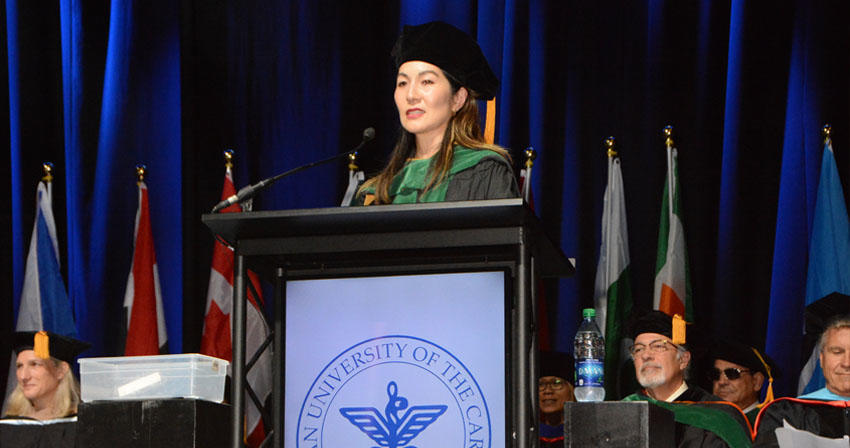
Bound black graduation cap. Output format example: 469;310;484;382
13;331;91;364
391;21;500;100
802;292;850;372
627;309;689;345
539;351;575;384
710;339;780;379
805;292;850;337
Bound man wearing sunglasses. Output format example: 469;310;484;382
709;340;777;425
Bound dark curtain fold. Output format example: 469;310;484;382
2;0;849;399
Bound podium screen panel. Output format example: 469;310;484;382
285;271;507;448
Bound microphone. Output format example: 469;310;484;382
211;127;376;213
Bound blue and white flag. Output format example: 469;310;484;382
4;181;77;405
799;140;850;395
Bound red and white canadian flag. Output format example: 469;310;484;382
124;180;168;355
201;166;272;447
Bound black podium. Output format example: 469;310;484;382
203;198;573;447
563;402;675;447
77;399;231;447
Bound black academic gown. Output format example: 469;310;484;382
0;415;77;448
634;385;752;448
443;156;520;201
753;397;850;447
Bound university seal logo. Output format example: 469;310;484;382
296;335;491;447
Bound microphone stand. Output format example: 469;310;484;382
211;129;374;213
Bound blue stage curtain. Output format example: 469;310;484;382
5;0;182;365
3;0;850;400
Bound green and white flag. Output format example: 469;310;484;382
594;153;633;399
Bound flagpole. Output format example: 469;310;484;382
42;162;53;202
664;126;675;221
823;124;832;150
224;148;234;174
522;147;536;203
604;137;616;318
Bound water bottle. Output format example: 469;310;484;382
574;308;605;402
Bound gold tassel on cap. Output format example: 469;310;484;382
751;347;775;408
33;331;50;359
671;314;686;345
484;98;496;144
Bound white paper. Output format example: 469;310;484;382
775;419;850;448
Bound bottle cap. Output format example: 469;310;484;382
582;308;596;319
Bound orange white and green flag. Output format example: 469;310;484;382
653;145;693;321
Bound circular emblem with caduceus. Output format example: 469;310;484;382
296;335;492;447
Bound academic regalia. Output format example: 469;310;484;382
538;351;574;448
360;146;519;204
3;332;90;448
539;422;564;448
708;338;780;428
753;397;850;447
624;312;752;447
669;384;718;403
743;407;759;427
624;387;753;448
0;416;77;448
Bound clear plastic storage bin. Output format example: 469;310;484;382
78;354;229;403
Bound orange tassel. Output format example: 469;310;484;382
671;314;686;345
758;378;775;409
33;331;50;359
484;98;496;144
751;347;775;408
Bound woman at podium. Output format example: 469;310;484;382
1;331;90;448
358;21;519;205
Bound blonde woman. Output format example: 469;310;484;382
359;21;518;205
1;331;89;448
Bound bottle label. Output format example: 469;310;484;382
575;359;603;387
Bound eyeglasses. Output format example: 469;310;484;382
708;367;751;381
538;378;567;391
629;339;677;357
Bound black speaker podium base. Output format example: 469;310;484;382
77;399;231;448
564;401;674;448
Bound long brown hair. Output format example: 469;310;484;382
361;78;511;204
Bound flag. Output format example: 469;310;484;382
341;166;364;207
4;179;78;405
123;180;167;355
653;147;693;321
799;139;850;395
594;154;633;399
201;167;272;447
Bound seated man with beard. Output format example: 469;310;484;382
623;310;752;447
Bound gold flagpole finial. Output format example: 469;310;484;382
348;152;359;172
663;125;674;148
605;137;617;158
524;146;537;169
223;149;234;169
823;124;832;144
135;164;147;183
41;162;54;183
